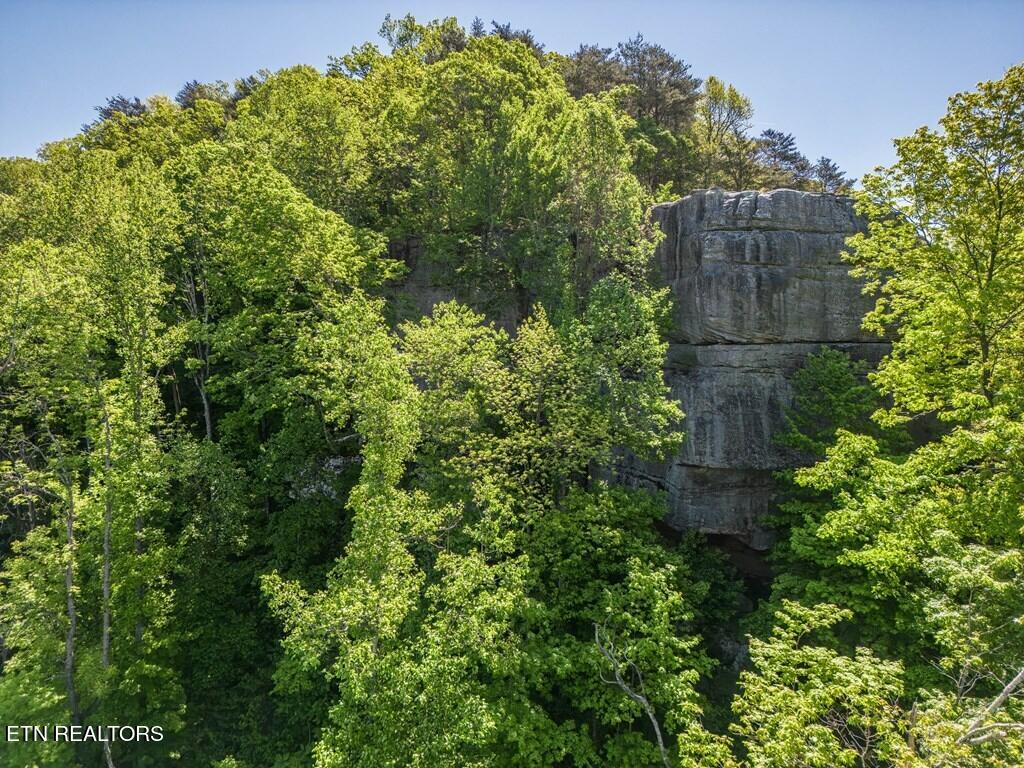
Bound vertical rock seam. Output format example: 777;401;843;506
620;189;888;550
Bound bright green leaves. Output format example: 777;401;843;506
267;240;694;764
168;141;389;301
748;65;1024;768
231;66;370;215
735;597;1024;768
775;348;896;459
166;140;393;440
693;76;755;189
527;487;713;766
1;16;769;768
922;533;1024;684
0;523;77;768
0;143;187;766
410;37;571;307
734;602;909;768
83;96;228;165
231;29;700;764
503;87;662;315
849;64;1024;425
9;146;179;388
402;295;681;515
547;95;659;302
579;276;681;458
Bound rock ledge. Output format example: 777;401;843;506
621;189;884;549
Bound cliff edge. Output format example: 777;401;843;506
619;189;888;549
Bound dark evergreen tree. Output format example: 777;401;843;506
811;155;853;192
489;19;544;55
563;44;624;99
755;129;812;188
84;94;147;129
616;33;701;132
175;79;232;109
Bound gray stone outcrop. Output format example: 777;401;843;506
620;189;887;549
397;188;886;550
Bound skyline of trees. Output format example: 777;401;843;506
0;14;1019;768
83;15;853;199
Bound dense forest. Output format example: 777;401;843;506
0;14;1021;768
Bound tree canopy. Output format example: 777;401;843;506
0;15;1019;768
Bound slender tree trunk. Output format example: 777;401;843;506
183;264;214;440
130;367;145;645
196;369;213;441
595;625;672;768
61;492;91;767
44;414;83;732
99;399;119;768
101;397;113;669
170;369;182;417
62;475;81;727
134;514;144;643
101;430;113;671
958;666;1024;745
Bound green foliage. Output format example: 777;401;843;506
850;64;1024;425
561;36;701;194
560;41;837;195
756;349;915;661
693;76;756;189
740;64;1024;768
776;348;889;458
734;601;909;768
2;14;1019;768
1;17;732;766
754;130;813;190
263;287;706;764
0;143;186;766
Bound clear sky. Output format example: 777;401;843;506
2;0;1022;181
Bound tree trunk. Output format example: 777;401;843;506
101;398;113;669
595;624;672;768
62;477;81;728
197;372;213;441
44;414;83;763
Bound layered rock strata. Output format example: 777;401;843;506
397;188;887;550
620;189;888;549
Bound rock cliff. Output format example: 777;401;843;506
620;188;887;549
397;188;886;551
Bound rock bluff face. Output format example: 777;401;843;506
620;189;887;549
397;188;886;550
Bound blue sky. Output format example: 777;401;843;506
1;0;1022;181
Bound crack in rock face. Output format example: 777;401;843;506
397;188;885;552
618;189;886;550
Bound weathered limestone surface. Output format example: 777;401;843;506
389;238;521;332
620;189;888;549
397;188;886;550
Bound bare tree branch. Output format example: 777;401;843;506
958;665;1024;745
594;623;672;768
